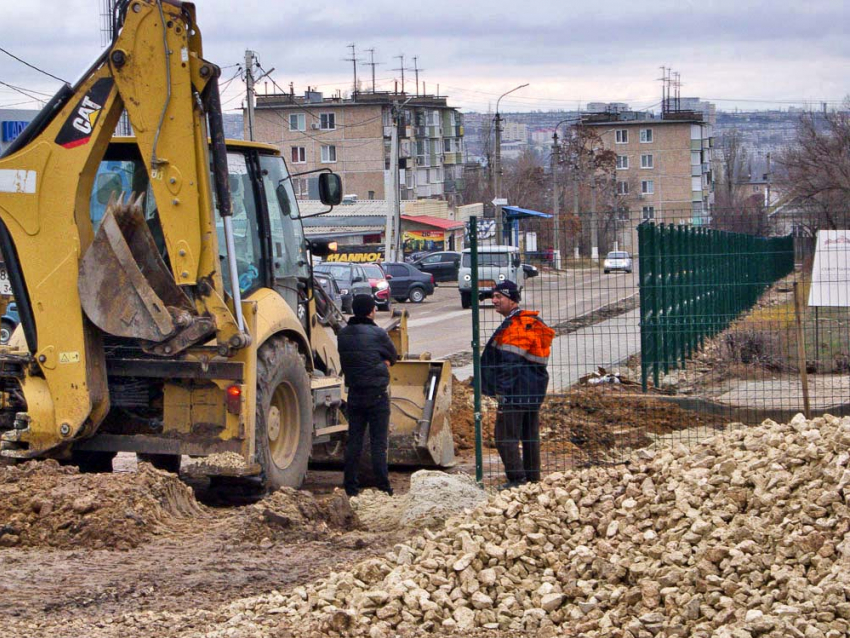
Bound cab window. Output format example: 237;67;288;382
212;153;262;295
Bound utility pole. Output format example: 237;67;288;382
345;44;359;98
590;176;598;260
364;48;379;93
765;152;772;208
384;98;412;261
384;110;400;262
493;84;528;244
551;131;560;266
244;50;272;141
245;49;256;141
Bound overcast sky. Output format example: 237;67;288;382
2;0;848;115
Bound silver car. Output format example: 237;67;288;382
603;251;633;274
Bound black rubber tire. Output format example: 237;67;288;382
255;336;313;491
408;287;426;303
137;453;181;474
0;320;14;344
71;450;116;473
460;291;471;309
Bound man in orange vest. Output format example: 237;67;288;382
481;280;555;489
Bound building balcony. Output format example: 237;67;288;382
416;156;430;167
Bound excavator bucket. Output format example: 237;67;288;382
385;308;454;467
386;358;455;467
79;193;195;342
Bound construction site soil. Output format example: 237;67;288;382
1;380;726;637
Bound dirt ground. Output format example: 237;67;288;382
1;376;724;635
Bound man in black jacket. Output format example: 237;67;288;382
337;294;398;497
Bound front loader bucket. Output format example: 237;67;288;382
79;194;195;342
386;359;455;467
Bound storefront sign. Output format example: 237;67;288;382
2;120;29;143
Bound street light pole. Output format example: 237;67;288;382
493;83;528;244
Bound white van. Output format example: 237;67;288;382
458;245;537;309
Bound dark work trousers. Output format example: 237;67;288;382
495;405;541;483
343;391;391;495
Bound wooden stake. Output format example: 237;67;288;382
794;282;811;418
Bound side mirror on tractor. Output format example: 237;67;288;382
318;173;343;206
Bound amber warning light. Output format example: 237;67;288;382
225;385;242;414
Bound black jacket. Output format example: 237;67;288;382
338;317;398;398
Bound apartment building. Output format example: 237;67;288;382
252;90;465;204
581;108;714;224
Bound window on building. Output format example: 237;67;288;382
290;146;306;164
321;145;337;163
616;155;629;170
289;113;305;131
368;190;375;199
641;180;654;195
642;206;655;220
640;153;654;169
640;128;653;143
444;139;452;153
615;129;628;144
320;113;336;130
616;181;629;195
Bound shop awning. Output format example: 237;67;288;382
502;206;553;220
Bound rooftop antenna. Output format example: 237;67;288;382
411;56;424;96
674;71;681;111
345;43;359;98
658;66;668;113
363;48;380;93
394;54;406;94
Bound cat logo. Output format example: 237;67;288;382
55;77;114;149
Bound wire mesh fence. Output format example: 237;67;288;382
468;208;850;487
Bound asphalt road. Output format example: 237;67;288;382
379;267;639;360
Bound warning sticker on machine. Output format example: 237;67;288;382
59;352;81;364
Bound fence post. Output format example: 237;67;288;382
469;216;484;484
638;222;651;392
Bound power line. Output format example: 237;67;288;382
0;80;47;103
0;45;67;84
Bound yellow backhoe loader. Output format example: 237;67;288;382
0;0;453;489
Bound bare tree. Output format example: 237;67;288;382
780;105;850;229
714;128;749;210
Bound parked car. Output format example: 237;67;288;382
411;251;461;282
361;262;392;311
383;262;435;303
1;302;18;344
404;250;432;264
314;272;344;312
313;262;372;313
603;251;633;274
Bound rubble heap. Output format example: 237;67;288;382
188;413;850;637
0;460;205;550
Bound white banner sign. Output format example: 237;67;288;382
808;230;850;307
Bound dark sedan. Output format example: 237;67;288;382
411;250;461;282
383;262;435;303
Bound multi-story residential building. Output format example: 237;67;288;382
252;90;465;204
581;107;714;224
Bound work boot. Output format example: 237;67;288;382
345;487;359;498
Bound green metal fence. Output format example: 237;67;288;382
638;223;794;391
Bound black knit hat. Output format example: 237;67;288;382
494;280;520;303
352;294;376;317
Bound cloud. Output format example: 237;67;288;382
1;0;848;113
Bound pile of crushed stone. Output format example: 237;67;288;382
233;488;359;544
153;413;850;637
0;460;205;550
352;470;487;533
